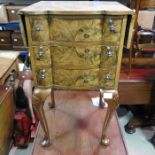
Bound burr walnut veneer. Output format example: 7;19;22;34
19;1;133;147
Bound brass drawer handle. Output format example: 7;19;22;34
35;24;42;31
37;46;44;59
109;18;116;33
105;74;111;81
40;69;46;80
107;47;113;57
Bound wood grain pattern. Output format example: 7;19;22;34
27;15;122;45
119;82;154;105
100;46;118;68
53;68;100;89
19;1;133;15
140;0;155;9
53;68;116;89
50;17;102;42
35;67;52;87
52;45;118;69
31;46;51;66
51;45;101;68
119;68;155;105
0;58;15;80
102;16;123;45
0;54;19;85
0;86;14;155
28;15;49;43
26;15;121;88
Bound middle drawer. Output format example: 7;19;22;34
31;45;118;69
52;44;118;69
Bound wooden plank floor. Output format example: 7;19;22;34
32;91;127;155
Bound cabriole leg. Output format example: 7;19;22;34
101;91;119;146
99;89;104;108
48;88;55;108
32;88;51;147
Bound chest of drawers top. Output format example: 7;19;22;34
19;1;133;45
19;1;133;15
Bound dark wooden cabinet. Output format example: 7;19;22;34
6;6;24;22
0;86;14;155
0;30;26;50
12;31;25;50
0;30;12;50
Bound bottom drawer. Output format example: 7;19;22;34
53;68;116;89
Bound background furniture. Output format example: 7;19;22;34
19;1;133;147
0;85;14;155
0;4;26;50
122;1;155;145
0;52;19;85
128;0;155;71
0;52;19;155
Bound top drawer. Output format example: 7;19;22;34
26;15;123;45
50;16;123;44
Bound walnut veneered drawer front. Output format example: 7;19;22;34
51;45;118;69
33;66;116;88
50;16;122;44
53;67;116;89
31;46;51;65
50;17;102;42
26;15;123;45
28;15;49;43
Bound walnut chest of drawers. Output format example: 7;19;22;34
19;1;134;147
